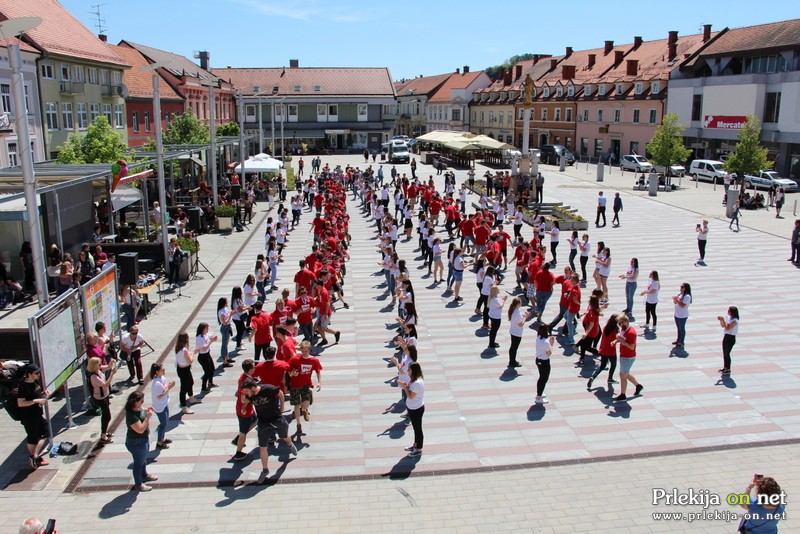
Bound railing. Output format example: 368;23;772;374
59;81;85;94
101;84;123;96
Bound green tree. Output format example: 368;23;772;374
216;121;240;137
646;113;692;176
162;109;210;145
485;53;537;80
723;115;772;181
56;116;129;163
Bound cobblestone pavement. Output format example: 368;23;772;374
0;155;797;533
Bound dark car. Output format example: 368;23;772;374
539;144;576;166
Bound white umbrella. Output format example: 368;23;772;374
234;156;283;173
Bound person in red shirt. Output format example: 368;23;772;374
314;279;340;346
493;224;512;270
444;203;460;238
546;266;574;335
275;326;297;362
291;286;317;342
511;240;531;290
473;221;490;256
233;359;257;461
429;196;443;227
587;314;619;388
576;295;602;364
287;340;323;436
252;346;290;390
613;315;642;402
248;301;273;361
313;191;324;213
270;299;291;339
533;262;556;321
294;260;316;296
310;215;325;244
563;273;582;343
458;216;475;254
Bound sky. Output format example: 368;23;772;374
57;0;796;81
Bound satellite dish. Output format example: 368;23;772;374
120;84;129;98
0;16;42;39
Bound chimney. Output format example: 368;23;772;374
198;51;210;70
626;59;638;76
463;65;470;74
98;34;107;43
588;54;596;69
550;59;557;71
604;40;614;54
703;24;712;42
668;31;678;44
498;68;505;82
504;69;512;85
562;65;576;80
533;54;541;64
455;67;460;74
515;64;522;80
634;36;643;49
565;46;573;58
614;50;624;65
289;59;299;68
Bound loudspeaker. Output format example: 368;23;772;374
230;184;241;200
187;207;203;233
118;252;139;285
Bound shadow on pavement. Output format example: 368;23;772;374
377;420;408;440
527;404;547;421
716;375;737;388
382;454;421;480
98;490;139;519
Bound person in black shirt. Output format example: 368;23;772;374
16;364;50;470
242;378;297;483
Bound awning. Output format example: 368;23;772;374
0;194;40;221
111;185;143;212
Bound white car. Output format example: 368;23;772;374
652;163;686;177
620;155;653;173
743;170;798;192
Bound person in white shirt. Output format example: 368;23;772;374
487;286;507;349
717;306;739;375
149;363;176;449
120;326;147;385
640;271;660;332
547;221;560;265
672;283;692;348
696;220;709;264
579;234;591;284
507;297;530;368
535;325;555;404
595;191;607;227
398;362;425;457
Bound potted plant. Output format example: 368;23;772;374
215;204;237;232
176;237;199;280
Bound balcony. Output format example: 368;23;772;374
59;81;85;95
101;84;123;97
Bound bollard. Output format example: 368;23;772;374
559;155;566;172
648;172;658;197
794;199;797;216
596;163;605;182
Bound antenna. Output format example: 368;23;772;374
91;4;108;36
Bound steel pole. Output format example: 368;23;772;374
10;43;48;306
153;74;169;264
258;96;263;153
280;102;284;158
209;84;218;207
238;90;246;179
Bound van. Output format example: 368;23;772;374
540;144;576;166
388;141;410;164
689;159;728;184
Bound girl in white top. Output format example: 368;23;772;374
618;257;639;315
534;324;555;404
507;297;529;368
579;234;591;283
696;220;709;264
717;306;739;374
487;286;507;349
672;282;692;348
149;363;176;448
479;194;488;210
567;231;580;273
174;332;200;414
640;270;660;331
512;206;524;238
399;362;425;457
243;273;258;313
547;221;560;265
594;245;611;299
254;257;268;301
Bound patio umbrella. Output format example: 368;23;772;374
233;156;283;173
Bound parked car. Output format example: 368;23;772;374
539;144;576;166
743;170;798;192
689;159;729;184
652;163;686;177
619;155;653;173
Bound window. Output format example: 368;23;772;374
114;104;124;128
72;65;85;83
357;103;367;122
764;92;781;123
556;85;563;97
452;108;461;121
745;55;788;74
88;67;98;84
294;85;301;92
630;141;640;155
0;84;10;115
103;104;112;123
633;109;640;124
60;64;70;81
649;109;657;124
508;111;513;124
594;138;603;158
317;104;327;121
615;84;623;95
567;85;574;97
62;102;73;130
288;104;298;122
691;94;702;121
582;109;589;122
498;111;503;125
598;85;606;96
597;109;603;122
554;108;561;122
543;86;550;97
314;85;321;92
541;108;548;121
7;141;18;166
580;138;589;157
328;104;338;120
35;62;54;84
613;109;621;123
111;71;122;86
45;102;58;130
565;108;573;122
651;82;660;94
585;86;593;96
245;104;256;121
144;111;151;132
77;103;88;129
131;111;139;132
635;82;643;95
90;103;100;122
100;69;110;86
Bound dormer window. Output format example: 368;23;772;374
616;84;624;94
635;82;643;95
598;85;606;96
651;82;660;94
294;85;301;92
567;84;574;97
543;86;550;97
556;85;563;97
585;85;593;96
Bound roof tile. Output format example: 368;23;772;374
212;67;396;96
107;44;182;101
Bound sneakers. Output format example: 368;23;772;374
257;469;270;484
607;379;618;384
28;456;39;470
231;435;240;446
156;441;169;449
137;484;153;492
719;368;731;375
232;451;248;461
508;361;522;368
302;408;310;421
318;339;329;346
534;396;550;404
288;443;298;456
634;384;644;396
181;407;194;415
407;448;422;457
144;474;158;482
334;331;341;343
404;445;416;451
613;394;628;402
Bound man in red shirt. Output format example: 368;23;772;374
291;286;317;342
493;224;512;270
248;301;273;361
252;346;290;391
458;216;475;254
314;279;340;346
614;315;643;402
275;326;297;362
533;262;556;321
270;299;290;339
546;266;574;336
563;273;582;343
473;221;490;257
512;240;531;290
233;359;257;461
287;340;323;436
294;260;316;296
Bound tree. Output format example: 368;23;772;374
646;112;692;176
56;116;129;164
723;115;772;181
484;53;537;80
216;121;240;137
162;109;210;145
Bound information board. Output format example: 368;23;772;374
29;289;84;391
82;268;120;334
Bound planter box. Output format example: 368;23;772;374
216;217;233;232
178;252;194;281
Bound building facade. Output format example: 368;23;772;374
470;66;522;145
215;61;397;152
666;19;800;180
427;67;491;133
394;73;452;138
0;38;45;167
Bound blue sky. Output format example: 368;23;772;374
58;0;795;80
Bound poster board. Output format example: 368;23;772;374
82;268;121;335
28;289;84;391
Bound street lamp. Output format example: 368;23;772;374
200;80;219;206
0;16;47;307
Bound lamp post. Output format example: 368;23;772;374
1;16;47;307
237;90;246;179
253;86;263;154
200;80;219;206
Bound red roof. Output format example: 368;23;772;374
0;0;128;66
395;73;453;98
428;71;486;102
0;36;39;54
213;66;396;96
698;19;800;56
107;44;182;101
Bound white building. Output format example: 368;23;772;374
0;37;45;167
426;67;492;133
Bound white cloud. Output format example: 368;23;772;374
229;0;319;21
